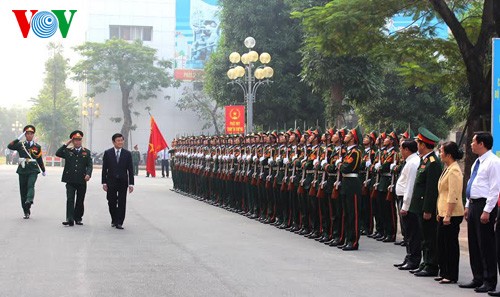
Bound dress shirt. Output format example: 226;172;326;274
158;149;170;160
396;153;420;211
465;150;500;213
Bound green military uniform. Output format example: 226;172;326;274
131;146;141;176
409;127;442;275
7;125;46;218
56;131;93;225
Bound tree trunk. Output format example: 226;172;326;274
329;82;344;128
211;106;220;135
120;82;133;150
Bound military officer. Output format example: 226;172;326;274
56;130;93;226
132;145;141;176
7;125;46;219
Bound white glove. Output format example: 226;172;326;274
259;156;265;162
283;157;289;165
292;155;297;161
237;155;242;161
17;131;26;140
365;160;372;168
276;156;281;163
390;164;396;171
374;162;381;170
247;155;252;161
335;158;342;166
42;171;47;176
313;159;319;167
253;156;258;162
321;160;327;167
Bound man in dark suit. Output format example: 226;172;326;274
56;130;93;226
101;133;134;229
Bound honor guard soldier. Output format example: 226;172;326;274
360;131;377;236
56;130;93;226
8;125;46;219
337;126;363;251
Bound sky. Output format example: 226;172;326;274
0;1;88;108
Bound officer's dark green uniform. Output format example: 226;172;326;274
132;145;140;176
409;127;442;275
56;130;93;226
7;125;46;219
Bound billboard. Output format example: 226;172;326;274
492;38;500;157
175;0;220;81
225;105;245;134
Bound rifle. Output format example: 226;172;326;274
316;145;329;199
273;145;282;189
265;147;274;189
361;150;372;196
386;150;398;201
251;147;258;186
308;145;321;197
297;145;307;195
331;147;342;200
281;145;289;192
370;150;381;199
288;145;298;192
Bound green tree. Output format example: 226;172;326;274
205;0;324;131
0;107;28;150
28;43;78;154
72;39;179;148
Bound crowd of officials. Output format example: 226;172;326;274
170;127;500;295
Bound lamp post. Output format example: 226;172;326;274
82;97;100;152
227;37;274;134
11;120;23;137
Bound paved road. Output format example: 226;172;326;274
0;165;477;297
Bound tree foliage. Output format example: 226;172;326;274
0;107;28;150
28;43;78;154
204;0;324;131
72;39;179;148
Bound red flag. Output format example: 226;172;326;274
146;116;168;177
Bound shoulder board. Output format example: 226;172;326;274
429;156;435;162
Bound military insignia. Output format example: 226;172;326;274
82;151;87;156
345;156;354;164
429;156;435;162
420;165;426;169
423;158;428;164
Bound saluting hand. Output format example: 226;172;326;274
65;139;72;146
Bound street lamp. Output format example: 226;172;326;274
11;120;23;136
82;97;100;152
227;36;274;133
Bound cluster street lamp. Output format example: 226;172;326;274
82;97;100;152
12;120;23;137
227;36;274;133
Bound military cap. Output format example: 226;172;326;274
70;130;84;139
387;131;399;146
23;125;36;133
400;128;415;139
337;127;348;140
349;126;362;144
326;128;335;138
367;131;377;143
415;127;440;145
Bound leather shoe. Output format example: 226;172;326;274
342;244;358;251
383;237;396;243
399;264;419;271
75;221;83;225
62;221;74;226
409;267;423;274
115;225;124;229
488;290;500;296
459;281;482;289
23;214;30;219
393;261;406;268
414;270;438;277
475;284;495;293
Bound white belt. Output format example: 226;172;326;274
343;173;359;178
382;173;392;177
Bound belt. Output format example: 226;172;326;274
306;170;315;174
263;165;269;169
327;173;337;177
343;173;359;178
468;198;487;204
272;166;278;170
26;159;37;163
382;173;392;177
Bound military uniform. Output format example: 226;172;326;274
7;125;46;219
56;131;93;226
131;146;141;176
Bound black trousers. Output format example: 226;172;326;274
107;183;128;225
467;199;497;287
66;183;87;222
420;213;438;272
161;160;170;177
404;211;422;266
437;216;463;281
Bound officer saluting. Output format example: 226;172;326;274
56;130;93;226
7;125;46;219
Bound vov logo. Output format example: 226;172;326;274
12;10;77;38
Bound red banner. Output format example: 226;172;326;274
174;69;204;81
146;116;168;177
225;105;245;134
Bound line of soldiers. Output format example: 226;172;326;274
170;126;414;251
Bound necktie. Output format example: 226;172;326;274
466;159;480;199
116;150;120;163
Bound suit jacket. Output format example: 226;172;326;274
409;151;442;214
437;161;464;217
101;147;134;187
56;145;93;184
